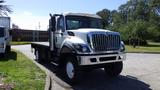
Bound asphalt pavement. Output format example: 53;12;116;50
12;45;160;90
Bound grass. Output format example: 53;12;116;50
126;42;160;53
0;50;46;90
11;41;31;45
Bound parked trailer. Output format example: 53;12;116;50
0;17;11;57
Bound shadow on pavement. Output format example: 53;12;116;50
41;62;152;90
0;51;17;61
73;69;152;90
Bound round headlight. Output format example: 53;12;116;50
82;46;88;52
74;44;81;49
73;44;90;53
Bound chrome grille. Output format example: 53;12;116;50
89;33;120;52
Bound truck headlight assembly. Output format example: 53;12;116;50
73;44;90;53
120;41;125;52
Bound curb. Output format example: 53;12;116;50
13;49;51;90
30;60;51;90
45;74;51;90
126;52;160;54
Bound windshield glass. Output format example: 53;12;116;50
0;27;4;37
66;16;103;30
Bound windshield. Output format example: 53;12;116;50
0;27;4;37
66;16;103;30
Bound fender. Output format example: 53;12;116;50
59;37;86;67
60;36;86;54
59;41;78;68
60;43;76;54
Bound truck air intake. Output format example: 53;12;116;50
88;32;121;52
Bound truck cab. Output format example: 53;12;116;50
32;13;126;84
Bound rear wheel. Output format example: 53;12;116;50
104;62;123;77
64;56;80;84
0;53;5;58
6;45;11;53
35;50;42;63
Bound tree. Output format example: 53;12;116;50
12;23;20;29
97;0;160;43
0;0;12;16
149;0;160;41
111;10;126;31
117;0;150;23
96;9;111;27
111;0;159;43
134;0;150;21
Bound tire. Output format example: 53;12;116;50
0;53;5;58
64;56;80;84
6;45;11;53
44;50;51;63
35;50;42;63
104;62;123;77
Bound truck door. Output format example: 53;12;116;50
55;16;65;48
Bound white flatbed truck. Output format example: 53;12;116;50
31;13;126;84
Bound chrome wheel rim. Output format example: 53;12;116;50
66;62;74;79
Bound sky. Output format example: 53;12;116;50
6;0;128;30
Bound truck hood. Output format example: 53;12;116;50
67;28;117;44
68;28;112;34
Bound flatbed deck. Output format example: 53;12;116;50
31;42;49;49
32;42;49;46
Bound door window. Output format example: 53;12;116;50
57;17;65;32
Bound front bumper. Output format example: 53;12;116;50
78;52;126;65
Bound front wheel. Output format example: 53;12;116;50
64;56;80;84
104;62;123;77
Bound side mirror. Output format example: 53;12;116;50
49;14;56;31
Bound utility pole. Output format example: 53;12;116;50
38;22;41;30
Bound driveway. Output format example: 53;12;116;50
12;45;160;90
